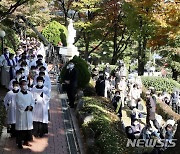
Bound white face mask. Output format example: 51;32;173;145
69;64;74;69
16;74;21;79
13;86;19;91
37;81;43;87
21;73;25;76
22;85;28;91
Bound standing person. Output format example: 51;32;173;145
65;62;78;108
95;71;105;97
0;48;11;88
31;77;50;137
16;80;35;149
8;70;21;90
4;81;19;137
130;84;141;109
112;91;122;118
146;91;160;130
118;76;127;107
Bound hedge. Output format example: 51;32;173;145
78;97;151;154
0;102;6;137
141;76;180;94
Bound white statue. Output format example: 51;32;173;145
67;19;76;46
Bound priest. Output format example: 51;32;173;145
15;80;35;149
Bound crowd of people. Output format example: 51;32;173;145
0;37;51;149
158;90;180;114
92;62;178;151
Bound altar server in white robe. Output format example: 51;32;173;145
20;61;29;77
31;76;50;137
36;54;47;68
16;80;35;149
34;71;51;93
4;81;19;137
8;70;21;90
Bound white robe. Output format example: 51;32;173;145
31;86;50;123
4;91;17;124
37;42;46;61
15;91;35;130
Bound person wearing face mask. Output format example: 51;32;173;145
39;66;49;76
31;77;50;137
8;70;21;90
0;48;9;67
19;68;27;81
15;80;35;149
14;50;21;65
64;62;78;108
95;71;105;97
4;81;19;137
29;66;38;78
112;91;122;118
20;61;29;77
127;119;142;140
36;54;47;68
9;53;16;80
129;84;140;110
1;52;15;88
29;54;36;68
35;71;51;93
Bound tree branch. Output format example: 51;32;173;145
117;33;132;57
0;0;29;22
88;30;110;55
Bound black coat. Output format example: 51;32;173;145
146;96;156;121
95;78;105;96
65;68;78;89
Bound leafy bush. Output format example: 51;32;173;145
42;21;67;46
0;102;6;136
60;56;91;89
83;83;97;96
79;97;135;154
141;76;180;94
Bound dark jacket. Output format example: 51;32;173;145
95;77;105;96
146;96;156;121
65;68;78;89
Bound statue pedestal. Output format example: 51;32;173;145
67;45;79;59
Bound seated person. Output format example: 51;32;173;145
126;119;141;140
130;108;142;125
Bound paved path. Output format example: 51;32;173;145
0;85;69;154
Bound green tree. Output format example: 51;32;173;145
159;36;180;81
72;0;109;60
42;21;67;46
0;0;36;22
102;0;132;65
